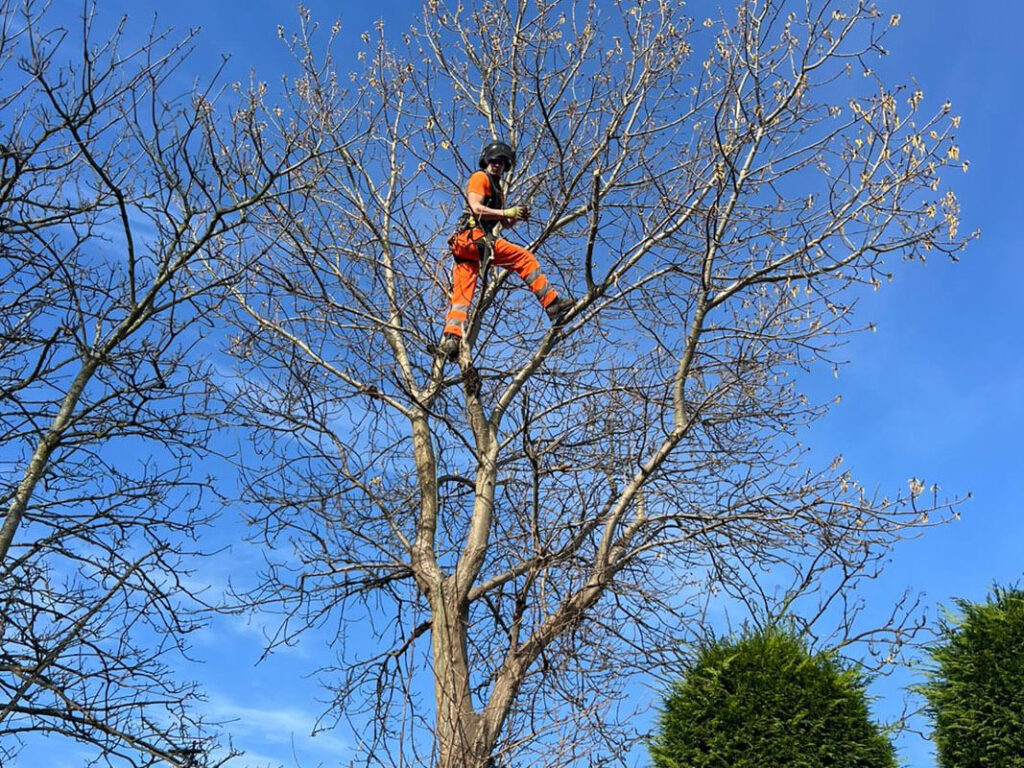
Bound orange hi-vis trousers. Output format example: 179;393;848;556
443;228;559;338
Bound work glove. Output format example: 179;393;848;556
503;205;530;222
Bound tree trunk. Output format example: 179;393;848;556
432;581;495;768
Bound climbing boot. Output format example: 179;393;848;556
429;333;461;362
545;296;572;326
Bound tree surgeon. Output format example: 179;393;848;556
433;141;572;361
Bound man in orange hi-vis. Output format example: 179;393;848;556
433;140;572;362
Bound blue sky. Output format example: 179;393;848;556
806;4;1022;609
28;1;1023;767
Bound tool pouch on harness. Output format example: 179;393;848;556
448;212;495;264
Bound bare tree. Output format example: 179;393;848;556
0;1;326;764
223;1;971;766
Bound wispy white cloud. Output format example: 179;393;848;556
206;694;355;767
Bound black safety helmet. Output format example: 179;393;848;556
478;141;516;170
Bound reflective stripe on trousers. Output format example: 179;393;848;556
443;230;558;337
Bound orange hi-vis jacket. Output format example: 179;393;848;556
443;171;559;338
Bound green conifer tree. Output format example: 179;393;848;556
650;627;896;768
920;585;1024;768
